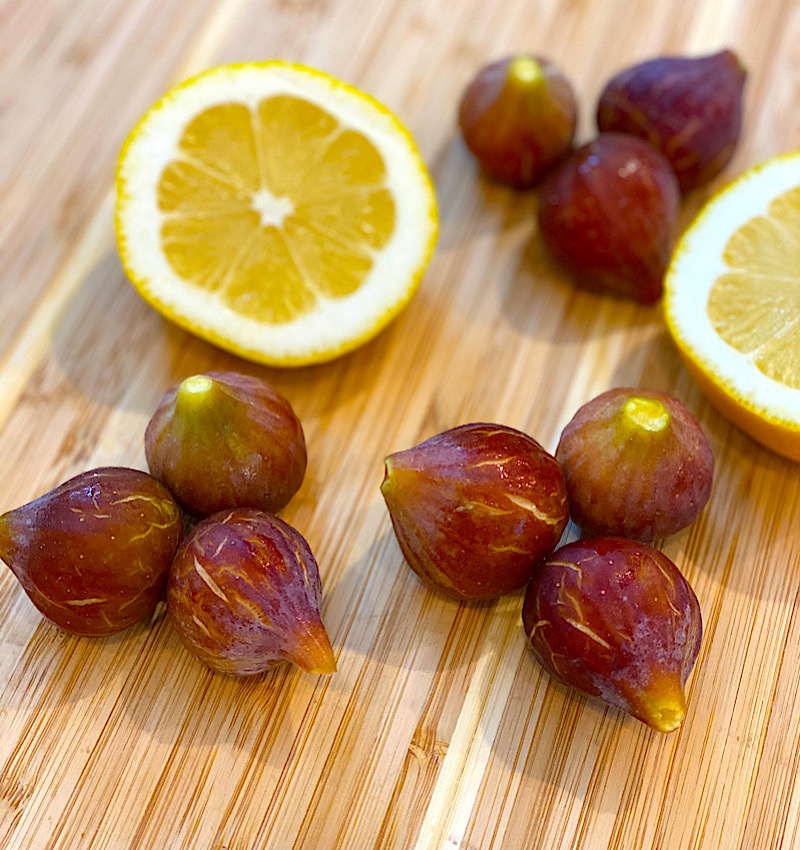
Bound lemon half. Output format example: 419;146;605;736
665;152;800;460
116;62;438;366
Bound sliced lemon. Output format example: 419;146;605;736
115;62;437;366
665;152;800;460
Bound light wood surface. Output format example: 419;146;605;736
2;1;800;847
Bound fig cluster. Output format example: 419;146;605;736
458;49;746;303
381;387;713;731
0;371;335;678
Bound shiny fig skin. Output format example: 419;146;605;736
167;508;336;676
459;55;577;188
597;50;746;191
145;371;306;517
380;423;569;600
556;388;713;542
537;133;680;303
523;537;702;732
0;467;183;636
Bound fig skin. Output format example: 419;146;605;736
556;388;713;542
145;371;306;517
597;50;747;191
380;423;569;600
0;467;183;636
537;133;680;303
523;537;702;733
167;508;336;676
458;55;577;188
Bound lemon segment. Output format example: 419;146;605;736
116;62;437;365
664;152;800;459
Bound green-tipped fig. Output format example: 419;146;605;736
458;55;577;187
597;50;746;191
381;423;569;600
0;467;183;636
523;537;702;733
556;387;714;541
145;371;306;517
167;509;336;676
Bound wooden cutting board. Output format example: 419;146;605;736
3;0;800;847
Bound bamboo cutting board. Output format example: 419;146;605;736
2;0;800;847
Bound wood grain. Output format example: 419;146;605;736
2;0;800;847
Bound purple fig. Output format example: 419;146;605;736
523;537;702;733
596;50;747;191
167;508;336;676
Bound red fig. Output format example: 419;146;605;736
0;468;183;636
380;423;569;600
523;537;702;733
145;371;306;517
596;50;747;191
556;388;714;541
459;55;577;188
167;508;336;676
537;133;680;303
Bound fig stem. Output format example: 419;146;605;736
507;56;545;89
175;374;218;420
179;374;214;400
623;397;671;433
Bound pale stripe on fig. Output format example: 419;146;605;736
192;615;212;637
488;543;535;555
563;618;613;650
505;493;564;526
470;456;518;467
65;598;107;607
453;501;512;517
193;555;230;602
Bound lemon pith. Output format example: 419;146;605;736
115;62;438;366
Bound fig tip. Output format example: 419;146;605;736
653;704;685;733
379;456;396;495
289;620;337;675
0;513;10;564
303;659;338;676
635;686;687;733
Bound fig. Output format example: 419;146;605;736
458;55;577;188
380;423;569;600
597;50;746;191
537;133;680;303
167;508;336;676
556;388;713;542
523;537;702;733
0;467;183;636
145;371;306;517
